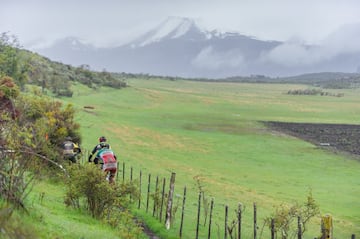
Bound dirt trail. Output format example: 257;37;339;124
133;218;160;239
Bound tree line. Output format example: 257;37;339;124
287;88;344;97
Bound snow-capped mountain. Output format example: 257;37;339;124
33;17;360;78
131;17;209;47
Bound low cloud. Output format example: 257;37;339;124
324;22;360;53
191;23;360;72
260;42;330;67
191;46;245;70
260;22;360;67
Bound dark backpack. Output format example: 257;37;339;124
63;141;75;156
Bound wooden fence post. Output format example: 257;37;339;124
160;177;166;222
122;162;125;182
196;191;201;239
238;203;242;239
130;167;133;201
271;218;275;239
130;167;133;181
225;205;229;239
320;214;333;239
298;216;302;239
165;172;176;230
179;186;186;239
116;161;119;180
153;176;159;217
208;198;214;239
253;202;257;239
146;173;151;213
138;170;142;209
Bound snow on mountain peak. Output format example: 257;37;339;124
136;16;203;47
169;17;194;38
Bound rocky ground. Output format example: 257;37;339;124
263;121;360;158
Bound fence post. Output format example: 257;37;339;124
238;203;242;239
116;161;119;180
225;205;228;239
298;216;302;239
130;167;133;181
130;167;133;201
159;177;166;222
320;214;333;239
179;186;186;239
271;218;275;239
146;173;151;213
254;202;257;239
208;198;214;239
138;170;142;209
196;191;201;239
165;172;176;230
153;175;159;217
122;162;125;182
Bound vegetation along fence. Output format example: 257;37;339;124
78;154;356;239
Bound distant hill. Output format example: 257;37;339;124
15;48;128;96
222;72;360;89
19;48;360;91
3;32;359;93
32;16;360;78
278;72;360;88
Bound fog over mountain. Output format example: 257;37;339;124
33;17;360;78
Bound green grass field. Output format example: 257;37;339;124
59;79;360;239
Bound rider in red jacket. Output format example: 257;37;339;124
88;136;117;183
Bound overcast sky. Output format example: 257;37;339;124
1;0;360;49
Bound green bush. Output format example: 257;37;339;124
0;203;38;239
0;76;19;99
64;164;143;238
264;191;320;239
0;79;80;210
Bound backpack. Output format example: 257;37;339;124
63;141;75;156
96;148;117;171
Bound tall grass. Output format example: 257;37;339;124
64;79;360;238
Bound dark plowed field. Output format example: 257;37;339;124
263;121;360;157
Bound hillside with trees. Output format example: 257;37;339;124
0;33;144;238
0;33;128;97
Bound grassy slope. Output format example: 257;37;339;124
20;179;142;239
59;79;360;238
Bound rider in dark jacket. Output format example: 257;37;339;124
88;136;111;164
62;136;81;163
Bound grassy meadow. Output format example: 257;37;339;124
61;79;360;239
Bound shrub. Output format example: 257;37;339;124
0;203;38;239
264;190;320;239
0;76;19;99
64;164;142;238
287;88;344;97
0;80;80;210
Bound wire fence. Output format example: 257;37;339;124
77;151;357;239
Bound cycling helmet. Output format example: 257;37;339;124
99;136;107;142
